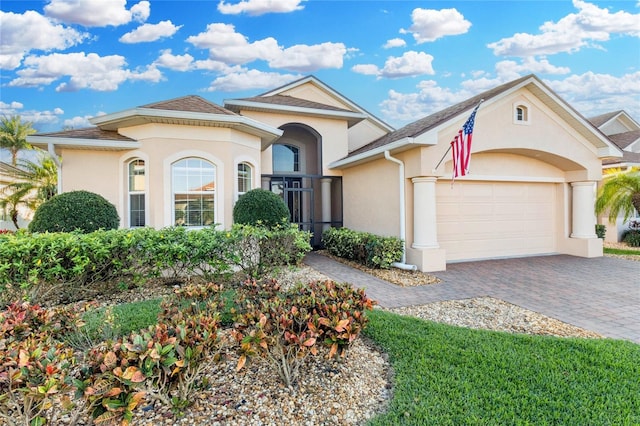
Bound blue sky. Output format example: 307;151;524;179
1;0;639;141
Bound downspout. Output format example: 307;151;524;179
48;143;62;194
384;151;418;271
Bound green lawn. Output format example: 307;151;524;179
364;310;640;426
73;297;640;426
604;247;640;256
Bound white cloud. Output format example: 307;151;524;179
353;51;435;79
380;79;472;124
63;115;95;129
0;101;65;128
383;38;407;49
217;0;304;16
188;23;348;71
0;10;86;70
130;1;150;23
488;0;640;57
268;42;346;72
154;50;194;71
205;69;302;92
8;52;161;92
401;7;471;43
187;23;280;64
351;64;379;76
546;71;640;119
44;0;150;27
119;20;182;43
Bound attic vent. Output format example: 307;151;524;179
514;102;530;125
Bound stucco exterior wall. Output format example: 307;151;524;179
60;123;262;230
239;110;348;176
342;157;401;237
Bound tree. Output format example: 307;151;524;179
0;115;36;166
6;151;58;206
0;151;58;229
0;184;31;229
595;167;640;223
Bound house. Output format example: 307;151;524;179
0;161;32;230
588;110;640;242
28;74;622;272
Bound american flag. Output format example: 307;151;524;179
451;102;481;180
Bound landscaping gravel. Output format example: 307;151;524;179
53;263;607;425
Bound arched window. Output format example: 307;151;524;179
273;144;300;173
514;104;530;124
172;158;215;227
237;162;252;198
128;159;145;227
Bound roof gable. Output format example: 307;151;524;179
140;95;236;116
332;74;622;168
243;75;394;132
588;110;640;136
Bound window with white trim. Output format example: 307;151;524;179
128;159;146;227
172;157;216;227
514;104;530;124
237;162;252;198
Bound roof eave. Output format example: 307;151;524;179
224;99;367;128
90;108;283;145
28;135;141;151
329;136;437;169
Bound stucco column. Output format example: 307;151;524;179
570;181;597;239
261;176;270;190
321;177;332;231
411;177;439;249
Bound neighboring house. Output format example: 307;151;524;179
0;161;31;230
588;110;640;242
28;74;622;272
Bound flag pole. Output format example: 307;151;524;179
432;144;452;174
431;98;484;174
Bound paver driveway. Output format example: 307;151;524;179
304;253;640;343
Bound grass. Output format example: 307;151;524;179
364;310;640;426
67;290;640;425
604;247;640;256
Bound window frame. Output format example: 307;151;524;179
171;157;216;228
127;159;146;227
513;102;531;125
237;161;253;199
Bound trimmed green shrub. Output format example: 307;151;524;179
29;190;119;233
595;224;606;239
230;223;312;277
322;227;403;269
0;225;311;303
233;188;290;229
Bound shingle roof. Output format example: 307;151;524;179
227;94;357;114
141;95;236;116
588;110;623;128
608;130;640;150
34;127;136;141
347;75;534;158
603;150;640;165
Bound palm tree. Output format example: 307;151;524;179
0;185;32;229
0;115;36;166
595;167;640;223
9;152;59;205
0;151;58;229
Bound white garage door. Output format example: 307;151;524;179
436;181;557;261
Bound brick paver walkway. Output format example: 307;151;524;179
304;253;640;344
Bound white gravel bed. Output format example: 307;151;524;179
51;264;606;425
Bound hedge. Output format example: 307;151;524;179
322;227;403;269
0;225;312;305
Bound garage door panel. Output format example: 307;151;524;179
436;182;556;261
